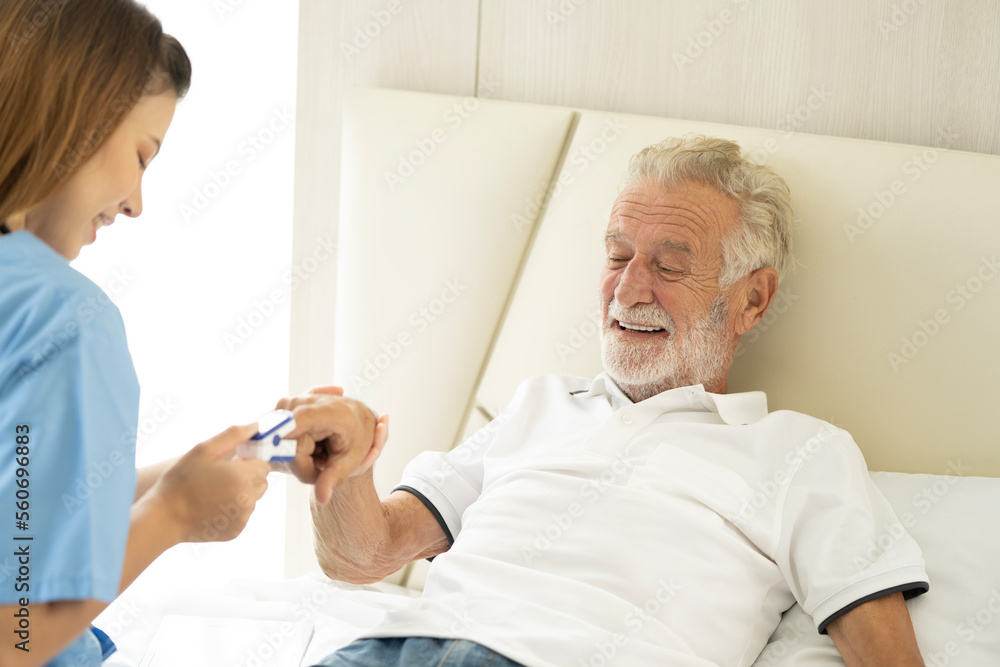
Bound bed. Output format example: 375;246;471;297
103;88;1000;665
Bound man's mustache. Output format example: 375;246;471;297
605;299;676;332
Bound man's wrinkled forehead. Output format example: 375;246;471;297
605;181;739;249
604;229;693;257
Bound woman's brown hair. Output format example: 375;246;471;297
0;0;191;225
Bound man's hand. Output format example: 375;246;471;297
149;424;270;543
275;386;389;503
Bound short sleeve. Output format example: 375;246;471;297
0;294;139;605
774;428;929;633
393;382;533;543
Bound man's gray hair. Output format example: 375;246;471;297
621;135;794;287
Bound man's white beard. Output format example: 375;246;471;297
600;296;731;402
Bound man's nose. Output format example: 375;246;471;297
614;259;654;307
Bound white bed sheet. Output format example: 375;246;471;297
98;574;418;666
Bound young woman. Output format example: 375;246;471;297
0;2;273;664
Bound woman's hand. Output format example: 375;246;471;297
150;424;270;543
274;386;389;503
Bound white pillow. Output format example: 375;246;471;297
752;470;1000;666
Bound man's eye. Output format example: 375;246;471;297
659;267;686;280
608;257;627;264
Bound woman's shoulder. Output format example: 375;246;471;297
0;232;128;371
2;229;103;290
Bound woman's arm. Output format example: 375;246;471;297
0;425;269;666
134;456;179;501
0;495;174;666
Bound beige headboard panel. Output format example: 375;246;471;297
336;88;576;495
338;87;1000;482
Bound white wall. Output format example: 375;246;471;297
287;0;1000;577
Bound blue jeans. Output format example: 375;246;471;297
313;637;526;667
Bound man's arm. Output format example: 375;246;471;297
826;592;924;666
275;388;450;583
311;470;450;583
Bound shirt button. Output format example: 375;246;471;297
621;414;633;425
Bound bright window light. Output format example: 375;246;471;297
73;1;298;592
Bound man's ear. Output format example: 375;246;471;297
734;267;779;336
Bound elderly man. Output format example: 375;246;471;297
283;136;928;666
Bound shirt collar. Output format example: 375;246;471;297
583;372;768;425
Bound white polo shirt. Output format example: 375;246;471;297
369;374;928;667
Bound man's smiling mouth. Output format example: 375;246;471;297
616;320;666;333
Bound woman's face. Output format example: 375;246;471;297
23;92;177;260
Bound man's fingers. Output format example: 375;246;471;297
356;416;389;473
283;404;339;442
313;465;341;505
278;434;319;483
308;385;345;396
312;416;388;503
312;450;364;504
294;433;317;458
275;391;340;415
276;386;342;410
374;414;389;451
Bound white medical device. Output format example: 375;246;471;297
237;409;297;462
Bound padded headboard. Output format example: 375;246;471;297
336;87;1000;492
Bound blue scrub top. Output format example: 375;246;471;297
0;230;139;665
